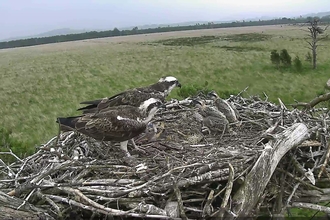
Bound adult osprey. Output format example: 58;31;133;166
207;91;240;125
57;98;164;156
77;76;182;114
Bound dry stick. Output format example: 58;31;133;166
35;189;62;217
14;152;39;188
0;150;23;163
217;163;235;219
318;140;330;179
17;179;43;210
127;202;167;216
276;168;322;192
235;86;249;98
291;202;330;214
202;190;214;217
278;98;288;110
46;194;175;219
290;92;330;110
40;136;59;149
173;183;187;220
54;121;62;149
7;160;73;196
93;163;206;198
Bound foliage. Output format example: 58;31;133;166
293;56;303;72
0;127;29;163
156;33;271;47
215;45;265;52
177;81;213;98
270;50;281;69
280;49;292;67
156;35;219;46
223;33;272;42
305;51;312;62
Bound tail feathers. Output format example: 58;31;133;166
77;99;102;111
56;116;80;131
77;104;98;112
77;93;123;112
79;99;103;105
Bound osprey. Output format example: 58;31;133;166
57;98;164;156
207;91;240;124
192;98;229;135
77;76;182;114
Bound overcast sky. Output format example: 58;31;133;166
0;0;329;40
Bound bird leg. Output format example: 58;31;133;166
120;140;131;157
129;138;146;154
220;124;227;139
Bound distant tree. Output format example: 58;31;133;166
280;49;292;67
305;51;312;63
270;50;280;69
293;56;303;72
304;18;329;69
113;28;121;36
132;26;138;34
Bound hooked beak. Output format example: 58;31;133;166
161;103;167;110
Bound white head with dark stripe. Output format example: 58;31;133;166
139;98;164;116
207;91;220;100
149;76;181;96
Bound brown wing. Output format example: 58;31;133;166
215;99;239;123
75;106;147;142
78;89;165;114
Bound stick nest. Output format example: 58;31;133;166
1;93;330;220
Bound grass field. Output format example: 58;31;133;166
1;24;329;156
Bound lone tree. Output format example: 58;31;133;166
270;50;280;69
305;18;329;69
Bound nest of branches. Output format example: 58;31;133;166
1;91;330;220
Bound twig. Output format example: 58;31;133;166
36;190;62;217
173;183;187;220
0;150;23;163
291;202;330;214
218;163;235;218
318;140;330;179
17;179;43;210
47;193;174;219
202;190;214;217
276;168;322;192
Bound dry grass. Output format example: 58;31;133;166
0;24;329;155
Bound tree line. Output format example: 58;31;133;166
1;16;329;50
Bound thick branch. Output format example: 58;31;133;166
290;92;330;109
225;123;309;219
291;202;330;214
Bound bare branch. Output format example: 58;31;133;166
291;202;330;214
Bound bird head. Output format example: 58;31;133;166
158;76;182;88
191;98;205;108
207;91;219;100
151;76;182;96
139;98;164;115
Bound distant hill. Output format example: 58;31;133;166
304;11;330;18
1;28;98;41
2;10;330;42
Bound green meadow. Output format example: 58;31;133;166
0;24;329;156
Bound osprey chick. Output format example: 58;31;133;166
192;98;229;135
207;91;240;125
